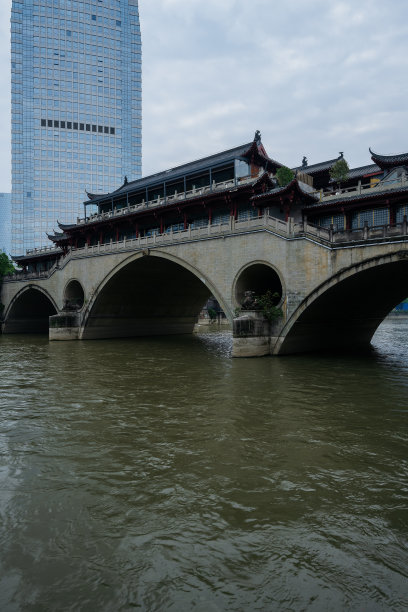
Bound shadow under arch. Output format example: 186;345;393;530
3;285;58;334
80;250;231;340
233;259;284;307
64;279;85;310
274;251;408;355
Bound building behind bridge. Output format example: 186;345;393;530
11;0;142;255
0;193;12;255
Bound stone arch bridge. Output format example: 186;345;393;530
2;215;408;356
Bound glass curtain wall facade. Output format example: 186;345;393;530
0;193;12;254
11;0;142;255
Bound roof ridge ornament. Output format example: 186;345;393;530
254;130;261;144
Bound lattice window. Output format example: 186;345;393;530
332;214;345;230
352;208;389;229
212;211;230;225
144;228;159;237
165;223;184;234
315;214;345;230
352;210;370;229
190;217;208;229
396;205;407;223
316;216;331;228
373;208;389;226
237;207;258;221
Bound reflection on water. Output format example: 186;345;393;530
0;319;407;611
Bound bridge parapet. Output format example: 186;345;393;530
4;214;408;285
3;213;293;283
297;218;408;244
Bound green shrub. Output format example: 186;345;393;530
208;307;217;321
329;158;349;187
256;290;283;322
0;253;14;278
276;166;294;187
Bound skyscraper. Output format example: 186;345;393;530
11;0;142;254
0;193;12;254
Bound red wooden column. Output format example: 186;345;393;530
388;200;396;226
281;197;290;222
345;211;352;230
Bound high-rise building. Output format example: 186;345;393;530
11;0;142;254
0;193;12;254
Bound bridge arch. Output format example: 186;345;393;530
233;260;284;307
274;251;408;355
64;279;85;310
2;285;58;334
80;250;231;340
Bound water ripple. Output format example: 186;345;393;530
0;321;407;610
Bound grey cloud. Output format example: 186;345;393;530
140;0;408;174
0;0;407;192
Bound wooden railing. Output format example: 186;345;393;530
77;175;257;225
314;174;408;202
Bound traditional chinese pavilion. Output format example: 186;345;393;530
13;133;408;273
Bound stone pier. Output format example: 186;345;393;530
232;310;284;357
49;312;81;340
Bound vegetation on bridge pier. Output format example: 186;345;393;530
0;254;15;316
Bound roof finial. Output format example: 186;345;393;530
339;151;344;159
124;175;128;185
254;130;261;144
302;156;308;168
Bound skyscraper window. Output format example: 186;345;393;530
0;193;12;255
11;0;142;254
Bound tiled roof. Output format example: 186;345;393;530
347;163;381;179
252;179;319;202
294;160;381;181
86;138;282;202
369;148;408;169
292;156;343;174
47;231;68;242
251;185;288;200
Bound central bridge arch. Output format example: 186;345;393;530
80;250;231;340
274;251;408;355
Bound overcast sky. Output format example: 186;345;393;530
0;0;407;191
